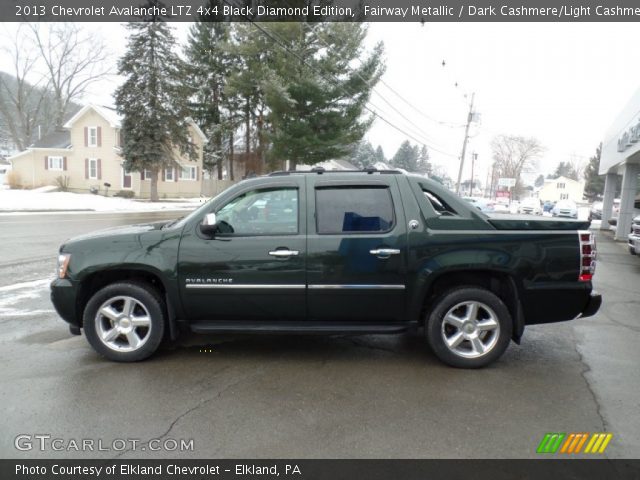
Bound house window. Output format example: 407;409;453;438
179;165;197;180
88;158;98;179
560;193;569;200
165;168;174;181
143;169;152;180
48;156;63;171
557;182;565;189
88;127;98;147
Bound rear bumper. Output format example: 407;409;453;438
628;234;640;253
578;292;602;319
50;278;79;327
522;284;600;324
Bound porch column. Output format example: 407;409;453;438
600;173;618;230
615;163;639;240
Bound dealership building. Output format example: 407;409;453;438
600;88;640;240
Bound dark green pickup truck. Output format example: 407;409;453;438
51;169;601;368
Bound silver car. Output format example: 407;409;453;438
552;200;578;219
628;215;640;255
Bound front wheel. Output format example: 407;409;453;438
83;282;165;362
425;287;512;368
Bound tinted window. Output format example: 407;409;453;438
216;187;298;235
316;187;394;234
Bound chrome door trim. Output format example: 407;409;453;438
308;284;405;290
186;284;306;290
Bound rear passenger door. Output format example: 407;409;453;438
306;176;408;322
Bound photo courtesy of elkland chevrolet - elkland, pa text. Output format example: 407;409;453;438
1;0;639;479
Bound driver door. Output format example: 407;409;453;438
178;178;306;322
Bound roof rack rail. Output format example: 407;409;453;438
267;167;403;176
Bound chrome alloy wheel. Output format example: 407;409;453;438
94;296;152;352
440;301;500;358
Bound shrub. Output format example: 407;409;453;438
6;170;21;189
55;175;71;192
114;190;135;199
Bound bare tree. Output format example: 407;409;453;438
29;23;112;128
491;134;545;195
0;25;51;150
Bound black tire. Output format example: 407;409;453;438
425;287;512;368
630;246;637;256
83;282;165;362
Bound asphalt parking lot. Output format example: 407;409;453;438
0;212;638;459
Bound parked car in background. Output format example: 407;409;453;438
552;200;578;219
462;197;496;213
519;198;542;215
589;201;603;221
628;215;640;255
493;202;510;213
543;201;555;213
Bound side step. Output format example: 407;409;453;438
189;321;413;335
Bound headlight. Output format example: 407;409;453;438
57;253;71;279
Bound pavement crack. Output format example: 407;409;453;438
111;366;264;459
571;328;610;439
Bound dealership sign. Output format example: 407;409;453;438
617;118;640;152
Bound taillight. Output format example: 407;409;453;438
578;230;596;282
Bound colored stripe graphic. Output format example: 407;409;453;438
584;433;613;454
537;433;566;453
560;433;589;453
538;433;613;454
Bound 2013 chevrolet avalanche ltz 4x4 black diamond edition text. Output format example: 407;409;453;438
50;168;601;368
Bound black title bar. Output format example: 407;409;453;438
4;0;640;22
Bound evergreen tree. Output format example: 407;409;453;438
416;145;431;175
265;23;384;169
551;161;578;180
534;174;545;188
584;144;605;201
374;145;386;164
115;9;196;201
391;140;419;171
185;1;233;180
349;140;376;168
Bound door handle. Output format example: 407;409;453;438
268;249;299;258
369;248;401;258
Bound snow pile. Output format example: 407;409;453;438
0;189;207;213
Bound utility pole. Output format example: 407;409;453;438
469;152;477;196
455;92;475;195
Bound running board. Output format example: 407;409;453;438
189;321;413;335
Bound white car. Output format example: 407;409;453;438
519;198;542;215
552;200;578;219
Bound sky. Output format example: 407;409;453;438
2;21;640;186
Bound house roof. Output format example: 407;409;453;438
31;130;72;149
543;175;583;185
63;104;121;129
62;104;208;143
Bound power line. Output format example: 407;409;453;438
302;20;456;149
266;21;456;157
219;2;458;158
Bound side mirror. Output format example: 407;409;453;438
200;213;218;235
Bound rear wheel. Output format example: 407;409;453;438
425;287;512;368
83;282;165;362
630;246;637;256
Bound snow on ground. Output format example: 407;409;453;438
0;279;53;317
0;189;207;213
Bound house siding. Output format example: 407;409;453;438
9;106;206;198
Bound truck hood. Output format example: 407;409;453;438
63;220;170;245
487;214;590;230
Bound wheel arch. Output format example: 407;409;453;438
417;268;525;343
76;266;179;340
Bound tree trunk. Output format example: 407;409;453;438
229;131;234;181
245;97;251;155
150;169;159;202
216;146;223;180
